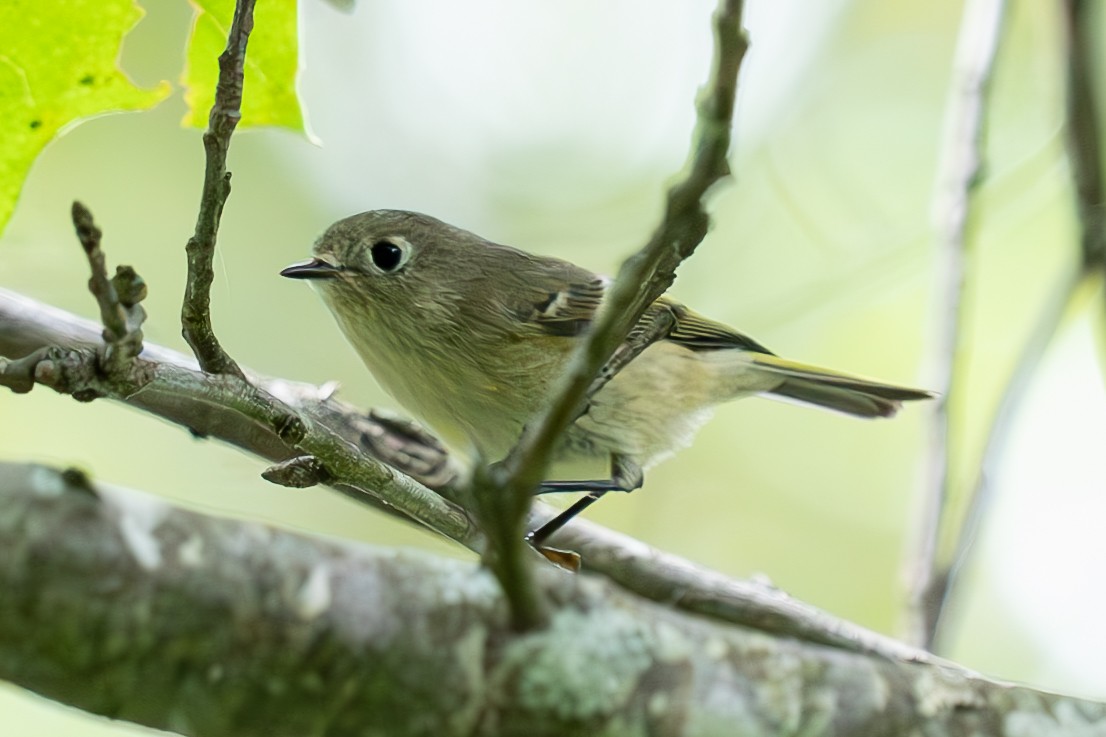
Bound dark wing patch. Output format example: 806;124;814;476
529;277;607;337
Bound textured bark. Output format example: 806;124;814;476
1;461;1103;737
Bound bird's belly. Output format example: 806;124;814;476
371;355;534;461
566;341;776;468
349;332;570;462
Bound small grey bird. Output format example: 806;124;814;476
282;210;931;544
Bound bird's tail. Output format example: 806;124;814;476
750;354;933;418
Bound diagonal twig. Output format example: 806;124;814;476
504;0;747;493
0;341;476;546
1062;0;1106;272
586;306;677;397
180;0;255;379
468;0;749;633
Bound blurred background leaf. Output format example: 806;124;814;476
181;0;304;131
0;0;170;233
0;0;306;238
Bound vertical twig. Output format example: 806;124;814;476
928;0;1106;649
906;0;1007;651
472;0;749;633
72;203;127;344
71;202;147;373
180;0;254;379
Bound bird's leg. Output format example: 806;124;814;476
525;455;643;548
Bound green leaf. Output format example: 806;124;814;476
182;0;304;132
0;0;171;234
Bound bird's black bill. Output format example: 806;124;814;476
280;258;342;280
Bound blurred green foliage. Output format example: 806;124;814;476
0;0;169;231
0;0;304;235
181;0;304;131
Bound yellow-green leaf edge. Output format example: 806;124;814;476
0;0;171;233
181;0;304;131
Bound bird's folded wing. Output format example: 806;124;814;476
659;298;775;355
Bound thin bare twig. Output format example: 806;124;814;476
72;203;126;343
586;307;677;397
71;202;147;374
180;0;254;378
470;0;748;632
907;0;1007;651
503;0;746;494
1062;0;1106;271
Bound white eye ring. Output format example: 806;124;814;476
368;237;412;273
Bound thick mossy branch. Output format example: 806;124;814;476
180;0;255;378
3;462;1105;737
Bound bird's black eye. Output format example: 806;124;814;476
370;240;405;272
